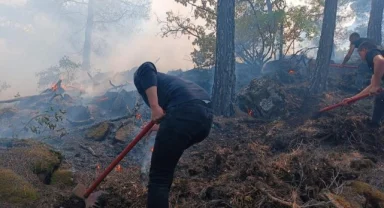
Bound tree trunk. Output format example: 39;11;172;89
309;0;338;94
278;22;284;60
266;0;274;27
367;0;384;45
82;0;94;71
212;0;236;117
266;0;272;13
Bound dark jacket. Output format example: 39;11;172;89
133;62;210;110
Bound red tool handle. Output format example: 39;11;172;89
84;120;155;198
329;64;358;69
319;94;370;112
319;89;383;113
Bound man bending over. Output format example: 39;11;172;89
134;62;213;207
343;41;384;127
342;32;377;66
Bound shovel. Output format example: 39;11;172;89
311;90;382;119
329;64;358;69
72;120;155;208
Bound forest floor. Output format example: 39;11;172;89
1;79;384;208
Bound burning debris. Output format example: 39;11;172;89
1;64;384;208
92;89;137;117
0;80;70;107
237;78;306;119
0;46;380;208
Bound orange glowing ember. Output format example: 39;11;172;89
288;69;295;74
136;114;142;120
51;83;58;91
115;164;122;172
151;147;154;152
96;164;101;170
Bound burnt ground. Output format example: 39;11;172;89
1;68;384;207
1;91;384;208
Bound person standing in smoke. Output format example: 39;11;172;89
341;32;379;90
133;62;213;208
343;41;384;127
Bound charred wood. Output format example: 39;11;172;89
79;143;99;157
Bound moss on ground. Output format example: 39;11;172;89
85;122;109;141
0;168;38;204
324;192;360;208
350;181;384;203
51;169;74;187
0;139;62;184
26;146;62;175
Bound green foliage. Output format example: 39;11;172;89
24;106;66;135
235;0;287;68
191;32;216;67
285;6;320;41
160;0;360;68
36;56;80;89
159;0;325;69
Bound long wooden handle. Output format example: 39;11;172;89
329;64;358;69
319;94;370;112
84;120;155;198
319;89;383;113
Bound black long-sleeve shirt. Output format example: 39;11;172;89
133;62;210;110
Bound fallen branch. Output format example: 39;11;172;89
255;182;293;207
79;144;99;157
0;80;64;104
108;80;130;91
0;93;51;104
324;192;352;208
87;72;100;85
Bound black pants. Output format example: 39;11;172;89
372;91;384;124
356;63;371;90
147;100;213;208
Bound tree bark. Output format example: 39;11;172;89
367;0;384;45
278;22;284;60
82;0;94;71
266;0;272;13
309;0;338;94
212;0;236;117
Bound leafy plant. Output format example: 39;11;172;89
36;56;80;89
23;107;66;135
0;81;11;93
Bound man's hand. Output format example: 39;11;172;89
342;97;354;105
141;123;160;138
151;105;165;123
369;86;381;95
146;124;159;132
141;123;160;130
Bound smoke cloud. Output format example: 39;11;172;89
0;0;195;100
